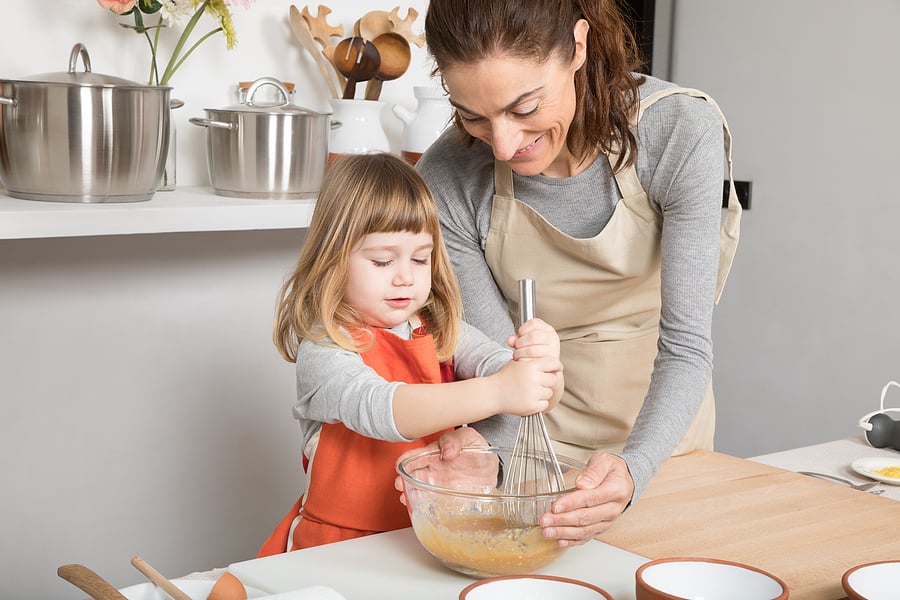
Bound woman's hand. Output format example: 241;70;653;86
540;452;635;546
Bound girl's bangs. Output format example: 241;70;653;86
364;191;436;235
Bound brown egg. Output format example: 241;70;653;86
207;573;247;600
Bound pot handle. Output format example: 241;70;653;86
189;117;237;131
68;43;92;74
246;77;291;107
330;120;342;131
170;99;185;110
0;96;16;107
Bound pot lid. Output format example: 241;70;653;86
211;77;322;115
14;43;162;88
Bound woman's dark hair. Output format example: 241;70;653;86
424;0;645;172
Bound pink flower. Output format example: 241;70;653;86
97;0;137;15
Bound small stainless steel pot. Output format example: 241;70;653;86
0;43;178;203
190;77;335;199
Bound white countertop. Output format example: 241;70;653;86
0;187;315;239
750;435;900;500
176;438;900;598
227;528;648;600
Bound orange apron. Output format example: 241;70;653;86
257;322;453;557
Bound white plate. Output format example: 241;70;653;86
118;579;267;600
850;457;900;485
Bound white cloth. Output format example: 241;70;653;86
257;586;346;600
750;436;900;500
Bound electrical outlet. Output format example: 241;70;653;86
723;180;751;210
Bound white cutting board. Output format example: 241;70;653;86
228;527;648;600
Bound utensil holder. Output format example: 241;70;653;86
327;99;390;168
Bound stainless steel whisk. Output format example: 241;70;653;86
501;278;566;525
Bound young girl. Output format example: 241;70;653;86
257;153;564;555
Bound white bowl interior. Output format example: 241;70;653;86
462;576;608;599
640;560;784;600
846;562;900;599
118;579;267;600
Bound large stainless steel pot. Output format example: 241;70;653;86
0;43;176;203
190;77;334;199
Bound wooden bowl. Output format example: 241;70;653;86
635;557;789;600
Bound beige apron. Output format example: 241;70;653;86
484;87;741;463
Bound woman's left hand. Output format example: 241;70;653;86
540;452;635;546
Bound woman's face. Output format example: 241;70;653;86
440;20;589;178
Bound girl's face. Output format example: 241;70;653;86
440;21;589;178
345;230;434;328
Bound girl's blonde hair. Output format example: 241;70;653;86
274;153;462;363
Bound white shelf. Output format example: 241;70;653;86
0;186;316;240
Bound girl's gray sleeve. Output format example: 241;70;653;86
453;321;520;449
293;339;409;443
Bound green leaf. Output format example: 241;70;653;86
138;0;163;15
131;8;146;32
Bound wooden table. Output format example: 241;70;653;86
600;450;900;599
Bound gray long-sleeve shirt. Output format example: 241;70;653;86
293;320;516;461
416;75;727;499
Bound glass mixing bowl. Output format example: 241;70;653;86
397;446;585;578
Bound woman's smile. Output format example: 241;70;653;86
442;47;587;177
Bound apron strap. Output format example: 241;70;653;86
610;86;742;303
494;159;516;198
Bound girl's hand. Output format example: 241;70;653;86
491;358;560;416
394;428;492;507
505;318;564;412
539;453;635;546
507;318;561;367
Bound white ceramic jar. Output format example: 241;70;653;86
392;86;453;165
327;98;390;167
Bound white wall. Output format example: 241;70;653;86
3;1;900;598
0;1;430;598
662;0;900;456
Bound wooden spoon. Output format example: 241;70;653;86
288;4;340;98
388;6;426;48
57;564;128;600
130;556;192;600
353;10;393;41
334;37;381;100
301;5;345;88
364;32;411;101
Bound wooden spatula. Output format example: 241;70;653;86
57;564;128;600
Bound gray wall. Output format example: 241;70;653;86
660;0;900;457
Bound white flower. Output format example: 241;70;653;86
160;0;193;26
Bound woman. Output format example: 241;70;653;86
414;0;741;545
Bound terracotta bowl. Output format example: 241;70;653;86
460;575;613;600
842;560;900;600
635;557;789;600
397;446;585;578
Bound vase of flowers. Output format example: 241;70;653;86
97;0;252;189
